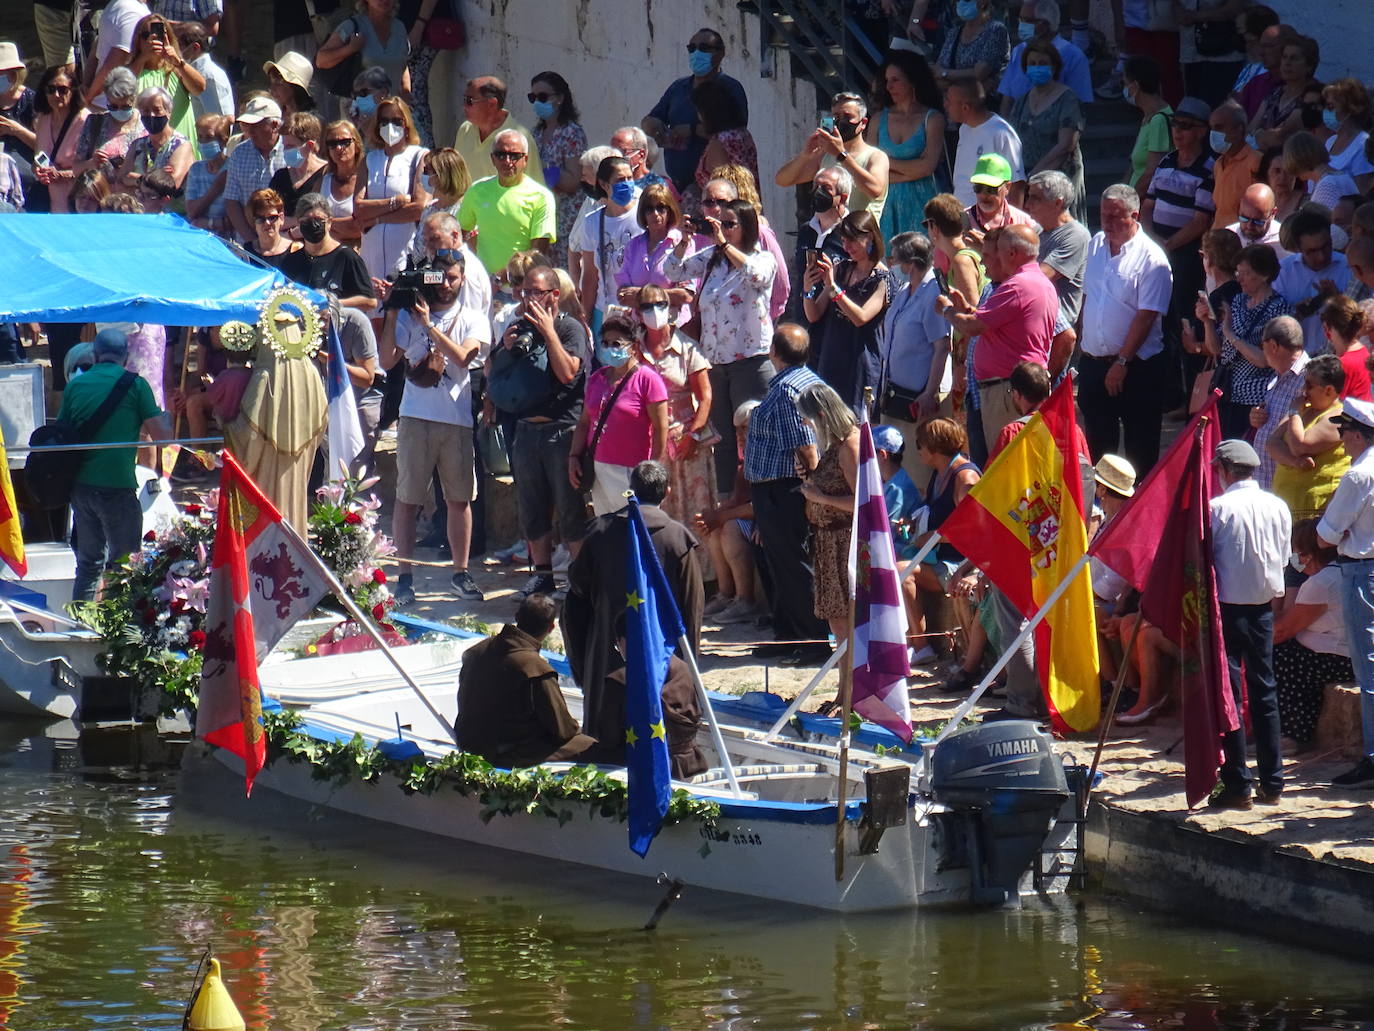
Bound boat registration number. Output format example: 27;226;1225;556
50;660;80;693
700;826;763;847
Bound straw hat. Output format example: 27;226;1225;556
263;51;313;92
1093;454;1137;498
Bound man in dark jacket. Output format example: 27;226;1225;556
456;594;597;768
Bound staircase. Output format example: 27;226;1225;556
739;0;884;100
1080;96;1142;231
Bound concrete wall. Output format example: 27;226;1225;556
435;0;820;227
1269;0;1370;83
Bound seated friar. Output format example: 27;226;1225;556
455;593;599;768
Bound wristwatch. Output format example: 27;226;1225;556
1114;356;1129;367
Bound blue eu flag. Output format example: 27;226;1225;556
624;497;685;857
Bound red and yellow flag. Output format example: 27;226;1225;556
940;381;1099;731
0;426;25;578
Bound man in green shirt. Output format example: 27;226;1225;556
457;128;556;275
58;328;170;600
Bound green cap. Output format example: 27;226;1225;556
969;152;1013;187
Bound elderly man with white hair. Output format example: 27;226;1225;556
457;128;556;276
999;0;1093;110
1023;169;1090;327
610;125;677;198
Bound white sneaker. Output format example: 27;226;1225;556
715;599;759;624
488;541;526;565
909;645;937;665
551;543;571;573
704;594;736;616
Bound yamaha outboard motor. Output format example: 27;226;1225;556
929;720;1069;905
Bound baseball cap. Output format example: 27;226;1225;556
1332;397;1374;432
237;96;283;125
1214;439;1260;468
969;153;1013;187
872;425;905;455
1093;454;1137;498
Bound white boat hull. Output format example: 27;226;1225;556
0;617;103;719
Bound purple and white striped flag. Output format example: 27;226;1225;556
848;418;913;742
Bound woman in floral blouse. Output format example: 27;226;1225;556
530;70;587;268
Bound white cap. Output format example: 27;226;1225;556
237;95;283;125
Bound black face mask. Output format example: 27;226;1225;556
144;114;169;135
300;218;327;243
811;187;835;214
1300;102;1322;130
581;181;598;199
835;119;862;141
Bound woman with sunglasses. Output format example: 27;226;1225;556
129;13;205;158
244;187;301;271
802;211;892;414
615;182;696;323
355;96;429;281
31;65;89;213
321;119;366;249
665;197;778;495
529;71;587;268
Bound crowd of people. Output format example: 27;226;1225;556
12;0;1374;802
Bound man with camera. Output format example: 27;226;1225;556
380;252;492;606
484;266;589;600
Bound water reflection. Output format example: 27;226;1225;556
0;722;1370;1029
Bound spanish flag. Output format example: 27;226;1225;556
940;380;1099;732
0;426;25;578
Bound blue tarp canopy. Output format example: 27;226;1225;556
0;213;322;325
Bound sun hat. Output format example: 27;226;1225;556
1331;397;1374;433
1093;454;1137;498
263;51;313;92
872;425;905;454
0;43;22;73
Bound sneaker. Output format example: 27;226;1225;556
1331;757;1374;787
393;579;416;607
551;543;572;573
514;572;556;600
1206;786;1253;811
1254;787;1283;806
490;541;527;565
703;593;736;617
450;570;485;602
908;645;937;665
714;599;759;625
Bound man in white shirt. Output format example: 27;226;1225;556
1078;184;1173;474
390;211;491;320
574;154;640;331
945;79;1025;208
379;253;492;608
1275;208;1353;354
84;0;151;108
1209;439;1291;810
1318;398;1374;787
176;21;235;120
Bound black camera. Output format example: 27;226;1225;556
507;318;541;356
385;259;445;311
687;216;712;234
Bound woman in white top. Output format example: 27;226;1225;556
354;96;428;279
1284;130;1359;229
316;0;411;98
1322;78;1374;193
320;118;365;249
664;197;777;494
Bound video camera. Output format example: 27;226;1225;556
384;258;445;311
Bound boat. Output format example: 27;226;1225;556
201;632;1083;914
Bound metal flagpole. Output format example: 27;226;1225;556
677;635;744;797
6;436;225;454
899;533;942;583
1083;612;1147;811
764;640;846;739
275;516;459;746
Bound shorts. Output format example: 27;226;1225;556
395;417;475;506
512;419;590;543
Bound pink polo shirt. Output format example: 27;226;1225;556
971;261;1058;382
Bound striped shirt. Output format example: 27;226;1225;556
1146;149;1215;237
744;364;820;483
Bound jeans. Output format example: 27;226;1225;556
1339;559;1374;758
708;356;775;494
71;483;142;602
1078;352;1166;477
750;477;828;643
1218;602;1282;795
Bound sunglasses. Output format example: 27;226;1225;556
326;138;354;148
462;95;484;106
1237;213;1266;224
643;204;670;214
719;220;740;229
45;84;71;95
700;197;724;208
602;337;633;347
253;214;282;224
639;302;670;311
972;183;1001;195
492;150;526;160
527;91;555;103
686;43;720;53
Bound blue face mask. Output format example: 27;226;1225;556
351;94;377;119
1026;65;1053;86
0;75;12;93
282;146;304;168
688;50;714;76
1323;108;1341;132
596;342;632;367
199;139;222;160
1209;129;1231;154
532;99;555;121
421;173;434;194
610;180;636;207
1017;21;1036;41
956;0;979;21
1122;84;1136;106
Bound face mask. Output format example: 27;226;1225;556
532;99;555;121
596;342;632;367
299;218;327;244
835;119;862;141
1122;84;1136;106
1245;132;1259;151
1209;130;1231;154
811;186;835;214
380;122;404;146
0;75;11;93
199;139;222;160
110;106;136;122
282;146;304;168
956;0;979;21
144;114;169;135
1323;108;1341;132
421;173;434;193
1026;65;1053;87
1289;552;1305;572
688;50;714;76
641;303;670;330
350;94;377;119
610;180;635;207
1017;21;1036;41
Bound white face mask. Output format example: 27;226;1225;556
641;304;671;330
379;122;404;146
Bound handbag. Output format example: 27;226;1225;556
405;344;446;388
1195;19;1242;58
1189;359;1218;415
319;17;363;98
881;381;925;422
423;16;465;50
477;423;510;477
25;371;137;510
579;368;635;492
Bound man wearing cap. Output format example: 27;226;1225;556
1210;438;1291;809
223;95;284;243
945;80;1025;210
1079;184;1174;474
59;329;171;602
1317;397;1374;787
965;153;1037;236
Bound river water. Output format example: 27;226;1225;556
1;721;1372;1031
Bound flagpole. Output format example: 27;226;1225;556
764;640;845;739
274;517;459;746
676;635;744;798
1082;612;1147;814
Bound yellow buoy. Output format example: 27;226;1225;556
187;957;246;1031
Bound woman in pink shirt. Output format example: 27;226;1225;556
569;312;669;516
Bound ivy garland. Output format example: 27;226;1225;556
262;711;722;829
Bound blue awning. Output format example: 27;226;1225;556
0;213;322;325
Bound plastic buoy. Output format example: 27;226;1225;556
187;957;245;1031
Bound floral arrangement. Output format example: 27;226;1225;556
307;470;398;634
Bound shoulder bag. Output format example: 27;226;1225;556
25;371;138;510
579;368;635;493
318;16;363;98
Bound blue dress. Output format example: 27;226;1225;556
877;109;941;240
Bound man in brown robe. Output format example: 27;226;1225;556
456;594;598;768
562;460;705;740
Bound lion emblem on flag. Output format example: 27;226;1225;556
250;542;312;619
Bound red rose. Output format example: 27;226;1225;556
371;568;386;585
372;603;386;620
185;503;202;516
144;530;157;542
344;511;363;525
170;599;185;615
188;630;206;649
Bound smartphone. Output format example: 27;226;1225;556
688;216;711;233
149;20;166;39
820;114;835;132
33;151;50;169
1197;288;1217;321
804;247;821;270
933;268;949;296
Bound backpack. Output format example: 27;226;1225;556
25;371;138;510
486;325;556;416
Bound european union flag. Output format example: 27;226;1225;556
624;497;685;857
